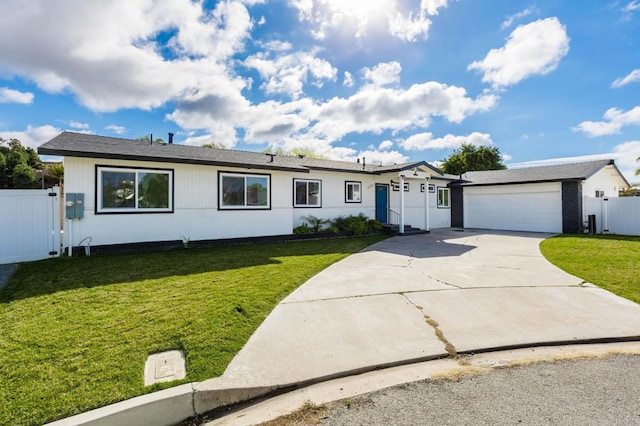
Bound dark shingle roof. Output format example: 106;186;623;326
455;159;626;186
38;132;438;175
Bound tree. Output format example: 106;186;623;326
636;156;639;176
0;138;43;188
47;162;64;186
262;147;326;159
440;144;507;175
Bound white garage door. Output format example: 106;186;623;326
464;183;562;233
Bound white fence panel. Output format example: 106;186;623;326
0;188;61;264
583;196;640;236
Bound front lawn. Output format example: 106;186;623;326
540;234;640;304
0;236;386;426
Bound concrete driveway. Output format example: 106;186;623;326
195;229;640;413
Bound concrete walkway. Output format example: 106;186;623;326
194;229;640;414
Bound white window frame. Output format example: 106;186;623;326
294;178;322;208
219;172;271;210
345;181;362;203
96;166;173;214
437;187;450;209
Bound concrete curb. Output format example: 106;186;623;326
45;383;197;426
45;337;640;426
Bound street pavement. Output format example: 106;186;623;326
196;229;640;419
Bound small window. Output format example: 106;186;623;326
437;187;450;208
420;183;436;193
345;181;362;203
97;166;173;213
595;190;605;198
219;172;270;209
294;179;321;207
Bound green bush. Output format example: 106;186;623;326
293;223;313;234
301;215;328;232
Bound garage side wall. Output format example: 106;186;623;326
561;181;582;233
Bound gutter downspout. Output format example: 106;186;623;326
399;174;405;234
425;176;430;232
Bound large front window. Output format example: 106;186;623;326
294;179;321;207
219;172;270;209
97;166;173;213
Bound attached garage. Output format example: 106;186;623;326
463;182;562;233
450;160;630;234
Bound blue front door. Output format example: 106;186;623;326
375;184;389;223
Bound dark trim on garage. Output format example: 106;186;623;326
562;181;583;233
450;186;464;228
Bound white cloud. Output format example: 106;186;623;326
501;6;537;29
611;69;640;88
378;140;393;150
0;0;254;112
288;0;449;41
244;48;337;98
0;125;61;149
309;83;497;142
105;124;127;134
622;0;640;13
572;106;640;137
400;131;493;150
468;17;570;88
343;71;354;87
388;11;432;42
501;153;512;161
362;61;402;87
356;149;409;165
0;87;34;104
69;121;89;130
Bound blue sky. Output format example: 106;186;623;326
0;0;639;180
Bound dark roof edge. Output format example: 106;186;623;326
394;161;444;175
38;148;310;173
450;178;585;187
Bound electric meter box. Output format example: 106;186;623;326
65;193;85;219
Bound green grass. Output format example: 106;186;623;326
540;234;640;304
0;236;386;426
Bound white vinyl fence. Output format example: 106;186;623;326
583;196;640;236
0;188;61;264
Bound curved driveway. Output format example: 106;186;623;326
195;229;640;413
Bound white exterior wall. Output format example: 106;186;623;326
64;157;294;246
290;171;379;226
387;177;451;229
582;165;626;198
464;182;562;233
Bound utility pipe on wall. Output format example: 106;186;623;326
425;176;430;232
399;174;405;234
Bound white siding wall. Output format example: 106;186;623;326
290;171;379;226
464;182;562;233
385;177;451;229
64;157;293;246
582;165;625;198
63;158;451;247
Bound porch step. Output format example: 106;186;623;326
382;224;430;236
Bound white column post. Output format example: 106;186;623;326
425;176;430;232
399;174;405;234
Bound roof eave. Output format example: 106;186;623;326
37;148;310;173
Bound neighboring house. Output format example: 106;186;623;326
449;160;629;233
39;132;456;248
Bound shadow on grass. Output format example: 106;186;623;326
1;237;382;303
